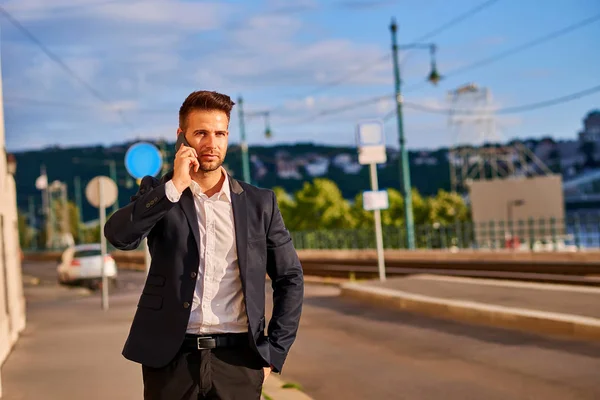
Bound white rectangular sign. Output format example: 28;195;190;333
358;146;387;165
357;120;387;165
363;190;389;211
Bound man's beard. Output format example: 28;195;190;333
199;156;223;172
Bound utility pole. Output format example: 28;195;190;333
28;196;36;250
74;176;84;243
389;18;441;250
237;96;251;184
39;165;53;249
237;97;273;185
108;160;119;213
73;157;120;213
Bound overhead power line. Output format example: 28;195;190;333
269;0;502;114
12;84;600;124
403;12;600;93
0;5;134;130
382;84;600;120
400;0;501;66
495;84;600;114
290;94;394;124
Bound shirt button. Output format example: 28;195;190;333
190;272;197;278
183;302;190;309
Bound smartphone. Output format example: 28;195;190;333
175;133;191;151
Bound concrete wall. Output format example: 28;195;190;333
468;175;565;247
0;73;26;397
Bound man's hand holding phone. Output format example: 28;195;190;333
172;139;199;194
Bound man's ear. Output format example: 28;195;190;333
177;128;183;135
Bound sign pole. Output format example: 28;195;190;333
98;179;109;310
369;163;386;281
124;141;163;273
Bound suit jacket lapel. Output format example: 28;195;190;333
230;177;248;286
179;189;200;254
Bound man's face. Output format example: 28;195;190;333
180;109;229;173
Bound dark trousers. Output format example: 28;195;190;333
141;338;265;400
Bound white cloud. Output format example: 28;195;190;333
4;0;229;31
0;0;434;151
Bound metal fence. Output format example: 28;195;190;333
23;214;600;253
290;214;600;251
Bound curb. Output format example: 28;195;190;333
340;282;600;342
262;375;313;400
302;275;347;287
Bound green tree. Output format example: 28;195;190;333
411;188;430;225
428;190;470;225
286;179;354;231
51;199;82;244
17;210;32;250
272;186;296;227
547;148;562;173
579;140;597;168
80;224;101;244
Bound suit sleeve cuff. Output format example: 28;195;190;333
165;180;182;203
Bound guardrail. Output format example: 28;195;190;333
26;248;600;279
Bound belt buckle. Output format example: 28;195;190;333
197;337;215;350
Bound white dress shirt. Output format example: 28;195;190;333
165;170;248;334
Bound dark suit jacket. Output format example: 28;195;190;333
103;171;304;373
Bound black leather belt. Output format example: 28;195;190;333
183;333;248;350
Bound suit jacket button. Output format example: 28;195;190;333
190;272;197;278
183;302;190;308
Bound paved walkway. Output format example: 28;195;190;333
370;275;600;319
1;284;309;400
341;274;600;341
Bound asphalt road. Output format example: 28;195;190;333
22;261;600;399
271;286;600;400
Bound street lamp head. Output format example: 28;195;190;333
264;112;272;138
427;65;442;86
390;18;397;33
427;44;441;86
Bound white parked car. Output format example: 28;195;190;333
57;244;118;288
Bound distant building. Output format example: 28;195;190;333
250;155;268;180
305;155;329;177
276;160;302;180
414;151;438;166
332;153;362;174
578;110;600;143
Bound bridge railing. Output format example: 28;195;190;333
289;214;600;251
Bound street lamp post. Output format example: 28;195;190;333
237;96;251;184
507;199;525;236
107;160;118;213
390;18;441;250
237;96;273;185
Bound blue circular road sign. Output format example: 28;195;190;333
125;142;163;179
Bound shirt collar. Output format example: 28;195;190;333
189;168;231;203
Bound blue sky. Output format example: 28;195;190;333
1;0;599;152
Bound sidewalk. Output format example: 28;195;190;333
340;274;600;341
1;286;310;400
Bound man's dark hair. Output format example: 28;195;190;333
179;90;235;131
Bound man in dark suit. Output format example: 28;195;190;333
104;90;304;400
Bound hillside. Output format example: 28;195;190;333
12;140;451;222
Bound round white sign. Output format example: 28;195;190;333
85;176;118;209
